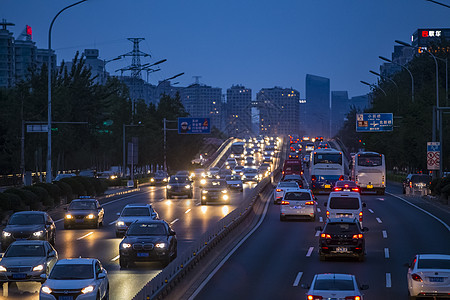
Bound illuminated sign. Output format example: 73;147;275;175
421;30;442;38
26;25;32;38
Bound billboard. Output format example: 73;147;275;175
356;113;393;132
178;118;211;134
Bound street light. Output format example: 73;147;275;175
47;0;88;183
103;56;122;84
425;0;450;8
379;55;414;103
360;80;387;96
369;70;400;111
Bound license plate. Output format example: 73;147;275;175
343;189;350;191
367;185;373;189
429;277;444;282
12;273;26;279
76;219;84;223
336;247;348;252
137;252;149;257
59;296;73;300
325;184;331;188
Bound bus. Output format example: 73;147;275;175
310;148;345;193
230;142;245;160
351;151;385;195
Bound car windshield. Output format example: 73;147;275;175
8;214;44;225
279;182;299;188
316;175;341;182
418;259;450;269
226;176;240;181
284;165;301;172
206;180;226;187
5;244;45;257
284;175;301;180
411;175;432;183
313;278;355;291
329;197;360;209
245;169;257;174
336;181;356;187
358;154;382;167
69;201;96;210
127;223;167;236
284;192;311;200
49;264;94;280
325;223;360;234
169;176;189;183
121;207;150;216
314;153;342;165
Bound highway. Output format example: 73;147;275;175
192;183;450;300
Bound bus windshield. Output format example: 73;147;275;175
314;153;342;165
231;144;244;154
358;154;382;167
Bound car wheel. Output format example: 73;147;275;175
50;234;56;246
310;215;315;222
99;219;104;227
408;292;416;300
402;187;406;194
166;193;171;199
96;292;101;300
201;200;206;205
119;257;128;269
94;219;99;229
240;189;243;192
162;256;170;267
188;193;193;198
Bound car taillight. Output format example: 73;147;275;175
326;211;330;217
345;296;361;300
339;175;344;181
305;201;314;205
311;175;316;181
352;187;359;192
359;211;363;222
334;187;342;191
411;273;423;282
282;171;285;175
344;184;349;188
281;200;290;205
276;189;282;192
308;295;323;300
320;233;331;239
410;182;412;188
352;234;363;239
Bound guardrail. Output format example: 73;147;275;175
132;138;285;300
208;138;238;169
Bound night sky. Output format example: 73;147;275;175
3;0;449;98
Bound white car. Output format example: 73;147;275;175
407;254;450;299
274;181;300;204
115;203;159;237
280;189;316;221
225;175;243;192
207;167;220;178
242;168;260;182
40;258;109;300
303;273;368;300
325;191;366;226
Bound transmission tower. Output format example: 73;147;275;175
120;38;151;80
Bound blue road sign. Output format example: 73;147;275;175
356;113;393;132
427;142;441;152
178;117;211;134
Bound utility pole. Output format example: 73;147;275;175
162;118;178;172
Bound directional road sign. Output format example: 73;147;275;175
356;113;393;132
427;142;440;170
178;117;211;134
27;124;48;133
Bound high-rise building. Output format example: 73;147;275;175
0;20;16;88
256;87;300;135
331;91;349;137
305;74;330;138
225;85;252;136
380;45;414;78
350;95;370;111
180;83;223;131
412;28;450;51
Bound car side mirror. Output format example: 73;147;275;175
362;203;367;208
323;202;327;207
362;227;369;232
314;196;318;201
170;230;176;236
40;274;47;281
48;251;56;257
360;284;369;290
98;273;106;279
300;283;310;289
315;226;322;231
116;212;121;216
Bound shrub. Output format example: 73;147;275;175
54;181;73;200
4;188;39;210
86;177;105;196
0;192;22;211
74;176;95;196
35;183;61;202
61;177;86;197
99;179;109;193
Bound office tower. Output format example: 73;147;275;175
305;74;330;138
225;85;252;136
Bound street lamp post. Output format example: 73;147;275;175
379;56;414;103
103;56;122;84
360;80;387;96
47;0;88;183
370;70;400;111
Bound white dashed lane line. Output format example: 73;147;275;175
384;248;390;258
306;247;314;257
315;231;320;237
111;255;120;262
319;217;323;223
76;232;94;240
185;209;191;214
376;217;382;223
293;272;303;286
317;208;321;213
386;273;392;287
170;219;179;225
368;209;374;214
382;230;388;238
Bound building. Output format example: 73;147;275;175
0;20;15;88
225;85;252;136
380;45;414;78
350;95;370;111
256;87;300;135
305;74;330;138
412;28;450;52
331;91;349;137
180;83;223;131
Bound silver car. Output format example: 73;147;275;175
0;240;57;283
280;189;316;221
303;273;368;300
115;203;159;237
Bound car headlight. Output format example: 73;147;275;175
242;175;246;179
200;179;206;185
2;231;11;237
201;172;205;177
33;231;44;237
116;221;125;226
185;185;191;189
221;190;228;194
150;178;155;182
33;264;44;272
110;175;117;180
223;194;229;200
87;214;95;219
41;286;52;294
81;285;95;294
121;243;131;249
167;185;172;189
163;178;167;182
202;190;208;194
216;175;220;179
0;266;6;272
155;242;166;248
65;214;73;219
190;173;195;178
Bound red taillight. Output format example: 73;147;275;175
282;171;285;175
359;211;363;222
311;175;317;181
339;175;344;180
281;200;290;205
344;184;349;188
334;187;342;191
352;187;359;192
410;182;412;188
345;297;361;300
305;201;314;205
308;295;323;300
276;189;282;192
320;233;331;239
326;211;330;217
411;273;423;282
352;234;363;239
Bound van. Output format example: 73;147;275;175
282;159;303;177
324;191;366;225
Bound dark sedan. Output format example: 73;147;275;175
119;220;177;268
166;175;193;198
311;175;346;193
150;170;168;185
1;212;56;251
64;198;104;229
201;179;230;205
282;174;304;188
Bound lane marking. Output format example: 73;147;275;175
319;217;323;223
317;208;321;213
376;217;382;223
386;273;392;287
306;247;314;257
377;198;385;201
387;192;450;232
185;209;191;214
77;232;94;240
315;230;320;237
158;198;165;202
368;209;374;214
384;248;390;258
108;220;117;226
382;230;388;238
111;255;120;262
170;219;179;225
293;272;303;286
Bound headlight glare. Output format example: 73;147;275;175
200;179;206;185
87;214;95;219
221;190;228;194
33;264;44;272
121;243;131;249
33;231;44;237
202;190;208;194
65;214;73;219
167;185;172;189
116;221;125;226
2;232;11;237
0;266;6;272
42;286;52;294
185;185;191;189
81;285;95;294
155;242;166;248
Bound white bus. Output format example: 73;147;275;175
230;142;245;160
310;148;345;193
351;151;386;195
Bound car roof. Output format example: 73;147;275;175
133;219;165;225
314;273;355;281
56;258;95;265
124;203;152;208
326;217;359;223
417;254;450;260
72;198;96;202
284;188;310;193
329;191;360;197
13;211;46;215
278;181;299;186
336;180;357;185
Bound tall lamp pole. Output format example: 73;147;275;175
369;70;400;111
379;56;414;103
47;0;88;183
360;80;387;96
